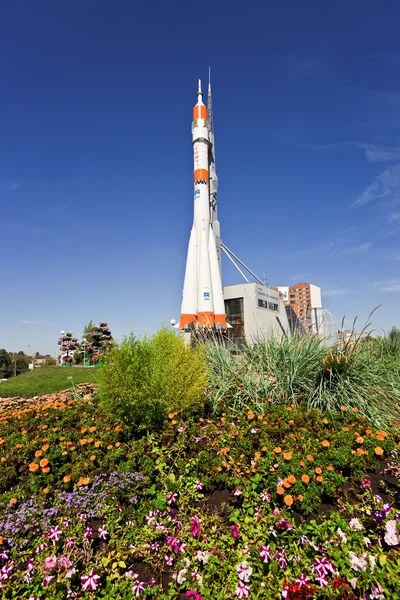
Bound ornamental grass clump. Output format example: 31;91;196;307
98;328;208;432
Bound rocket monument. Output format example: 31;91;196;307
179;77;227;330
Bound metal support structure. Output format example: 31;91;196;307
221;246;249;282
221;243;265;286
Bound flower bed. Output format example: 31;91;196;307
0;389;399;598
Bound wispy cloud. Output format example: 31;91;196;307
290;140;400;163
352;163;400;208
390;213;400;222
323;288;347;297
301;235;371;257
383;283;400;292
7;180;22;191
20;319;46;326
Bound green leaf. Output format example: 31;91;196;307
118;561;126;568
379;554;387;566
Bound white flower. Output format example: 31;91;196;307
349;577;358;589
384;520;400;546
363;536;372;547
349;518;363;531
236;561;253;582
369;555;376;572
176;568;187;584
337;528;347;543
349;551;368;572
195;550;210;565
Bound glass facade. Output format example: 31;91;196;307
225;297;245;342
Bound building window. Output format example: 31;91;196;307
225;298;244;342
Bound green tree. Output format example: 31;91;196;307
0;349;12;379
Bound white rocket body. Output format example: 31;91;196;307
180;80;226;330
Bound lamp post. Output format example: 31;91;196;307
28;344;35;370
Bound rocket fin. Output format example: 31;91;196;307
180;226;197;328
209;226;226;328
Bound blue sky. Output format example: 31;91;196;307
1;0;400;354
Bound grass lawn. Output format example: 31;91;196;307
0;366;98;398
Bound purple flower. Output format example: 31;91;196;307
311;557;335;577
0;563;13;581
186;591;203;600
275;548;287;569
165;556;173;566
46;526;62;542
59;555;73;570
151;541;160;552
166;535;182;553
315;574;328;587
260;545;272;563
296;575;310;587
235;581;251;598
167;492;178;505
35;542;48;553
261;490;271;502
190;517;201;537
98;526;108;540
84;526;94;540
44;555;57;571
133;579;145;596
42;575;55;587
231;524;240;539
65;538;76;550
277;519;293;530
194;481;204;491
237;561;252;582
81;568;101;591
362;478;371;489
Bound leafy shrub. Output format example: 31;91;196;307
98;328;208;431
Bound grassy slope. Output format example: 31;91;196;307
0;366;97;398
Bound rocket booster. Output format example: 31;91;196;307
180;80;227;329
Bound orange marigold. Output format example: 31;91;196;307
35;450;43;458
29;462;39;472
10;498;18;505
299;460;305;467
374;447;384;456
321;440;330;447
316;475;323;482
306;455;314;462
273;447;282;454
43;487;50;494
315;467;322;474
277;486;285;495
39;458;49;468
284;495;293;506
90;455;96;461
63;476;71;483
42;466;50;474
283;451;293;460
297;494;304;502
327;465;334;471
356;436;364;444
107;445;113;450
376;434;385;442
301;474;310;484
42;444;49;452
287;475;296;484
283;478;292;488
341;406;348;412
